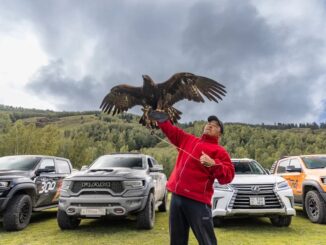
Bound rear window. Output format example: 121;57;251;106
232;160;266;175
0;156;41;171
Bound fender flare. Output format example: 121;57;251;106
302;180;326;202
4;183;37;207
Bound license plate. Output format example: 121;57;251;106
81;208;106;216
249;196;265;206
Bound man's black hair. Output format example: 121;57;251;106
207;115;224;134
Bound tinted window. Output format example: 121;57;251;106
147;158;153;168
277;160;289;173
302;156;326;169
0;156;40;171
90;155;144;169
56;159;71;174
39;158;55;172
232;161;266;175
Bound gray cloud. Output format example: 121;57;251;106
2;0;326;123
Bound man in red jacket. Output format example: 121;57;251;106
149;111;234;245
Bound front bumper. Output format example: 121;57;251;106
59;195;147;217
212;188;296;217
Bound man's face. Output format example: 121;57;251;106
203;120;221;138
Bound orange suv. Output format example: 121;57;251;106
271;155;326;224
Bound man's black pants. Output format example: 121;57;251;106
169;193;217;245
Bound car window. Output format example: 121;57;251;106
289;158;301;169
302;156;326;169
277;159;290;173
90;155;144;169
147;158;154;168
233;161;265;175
152;158;159;166
39;158;55;171
0;156;41;171
56;159;71;174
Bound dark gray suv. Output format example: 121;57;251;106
0;155;73;231
57;153;167;230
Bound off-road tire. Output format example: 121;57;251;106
213;217;224;227
158;190;168;212
57;210;81;230
137;193;155;229
270;215;292;227
304;190;326;224
3;194;32;231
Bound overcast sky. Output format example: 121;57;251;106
1;0;326;124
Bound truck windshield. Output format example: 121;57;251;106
232;161;266;175
302;156;326;169
90;155;144;169
0;156;41;171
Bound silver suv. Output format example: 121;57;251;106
212;158;295;227
57;153;167;230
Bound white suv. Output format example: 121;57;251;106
212;158;295;227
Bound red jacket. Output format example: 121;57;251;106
158;120;234;205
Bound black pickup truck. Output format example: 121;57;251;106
0;155;73;231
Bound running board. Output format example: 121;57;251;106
33;204;58;211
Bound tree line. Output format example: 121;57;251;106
1;110;326;177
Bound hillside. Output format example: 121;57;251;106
1;104;326;176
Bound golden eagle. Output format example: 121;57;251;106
100;72;226;127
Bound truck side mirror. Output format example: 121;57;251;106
286;165;302;173
35;167;55;176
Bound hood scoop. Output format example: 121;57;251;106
88;169;114;172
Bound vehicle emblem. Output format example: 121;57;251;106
251;186;260;193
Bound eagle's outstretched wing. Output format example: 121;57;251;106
158;72;226;106
100;84;144;115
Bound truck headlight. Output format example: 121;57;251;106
124;180;144;189
62;180;72;190
213;182;233;192
276;181;290;190
0;181;9;188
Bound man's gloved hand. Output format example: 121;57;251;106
200;151;215;167
148;109;169;123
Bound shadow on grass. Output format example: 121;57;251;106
0;209;58;232
56;217;151;236
215;217;294;233
295;208;307;218
30;209;58;223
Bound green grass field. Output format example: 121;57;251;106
0;206;325;245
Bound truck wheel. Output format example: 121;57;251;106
57;210;81;230
3;194;32;231
137;193;155;229
304;190;326;224
270;215;292;227
158;190;168;212
213;217;224;227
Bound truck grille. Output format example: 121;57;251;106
229;184;282;209
71;181;124;193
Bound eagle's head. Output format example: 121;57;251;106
142;75;155;87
